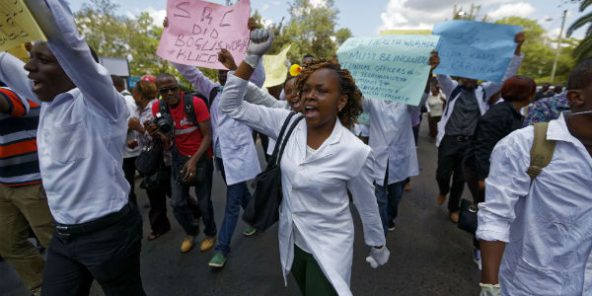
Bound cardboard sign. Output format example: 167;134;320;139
337;35;439;106
263;45;291;88
157;0;251;70
433;20;522;82
0;0;46;51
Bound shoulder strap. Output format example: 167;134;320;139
209;86;220;106
444;85;462;116
276;114;304;165
183;93;197;125
527;122;556;180
158;99;168;116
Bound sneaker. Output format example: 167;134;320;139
387;221;396;231
437;194;446;206
473;249;482;270
449;211;460;224
200;236;216;252
208;252;227;268
31;286;42;296
180;236;195;253
242;225;257;236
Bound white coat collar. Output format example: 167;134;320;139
294;118;344;165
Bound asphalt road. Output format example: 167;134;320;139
1;120;480;296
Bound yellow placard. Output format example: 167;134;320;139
0;0;46;51
263;45;292;88
380;29;432;36
7;44;29;62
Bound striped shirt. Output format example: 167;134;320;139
0;87;41;187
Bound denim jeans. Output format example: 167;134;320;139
214;157;251;256
375;180;406;235
170;149;216;237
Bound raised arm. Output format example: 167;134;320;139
30;0;125;119
172;62;219;99
430;51;457;99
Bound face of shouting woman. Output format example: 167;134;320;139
300;68;347;131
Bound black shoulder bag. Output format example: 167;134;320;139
242;112;303;231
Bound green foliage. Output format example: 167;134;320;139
269;0;348;62
496;17;575;84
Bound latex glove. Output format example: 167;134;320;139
365;246;390;269
479;283;501;296
244;29;273;68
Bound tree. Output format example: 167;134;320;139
567;0;592;62
269;0;350;62
496;17;575;84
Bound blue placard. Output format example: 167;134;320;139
433;20;522;82
337;35;439;106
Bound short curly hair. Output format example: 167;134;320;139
295;60;363;129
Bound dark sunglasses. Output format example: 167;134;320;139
159;86;178;94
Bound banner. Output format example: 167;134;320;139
263;45;291;88
157;0;250;70
337;35;439;106
433;20;522;82
0;0;46;51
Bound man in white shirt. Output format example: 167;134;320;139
112;75;141;205
0;1;145;295
477;59;592;295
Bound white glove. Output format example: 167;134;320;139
365;246;390;269
244;29;273;68
479;283;501;296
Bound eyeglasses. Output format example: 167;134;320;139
159;86;178;94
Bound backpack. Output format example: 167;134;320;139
527;122;556;180
158;90;212;125
457;122;556;234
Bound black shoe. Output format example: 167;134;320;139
388;221;396;231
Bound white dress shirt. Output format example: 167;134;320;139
220;73;385;296
0;0;130;224
362;96;427;185
477;114;592;295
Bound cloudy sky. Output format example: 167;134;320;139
67;0;585;38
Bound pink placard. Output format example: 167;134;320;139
157;0;250;70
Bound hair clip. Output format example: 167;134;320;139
141;75;156;82
289;64;302;77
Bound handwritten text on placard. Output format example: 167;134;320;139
0;0;46;51
157;0;250;70
337;35;439;106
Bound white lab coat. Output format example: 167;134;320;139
436;54;524;146
362;96;427;185
220;74;385;296
173;63;261;185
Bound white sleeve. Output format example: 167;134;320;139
436;74;458;99
34;0;126;120
172;62;219;100
476;129;532;243
244;82;288;109
219;73;291;140
348;150;386;247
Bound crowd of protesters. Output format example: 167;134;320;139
0;1;591;296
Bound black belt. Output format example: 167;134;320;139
55;203;133;239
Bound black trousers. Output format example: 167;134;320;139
42;206;145;296
436;135;470;213
123;157;137;205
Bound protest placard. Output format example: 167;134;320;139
0;0;46;51
157;0;250;70
433;20;522;82
337;35;439;106
263;45;291;88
